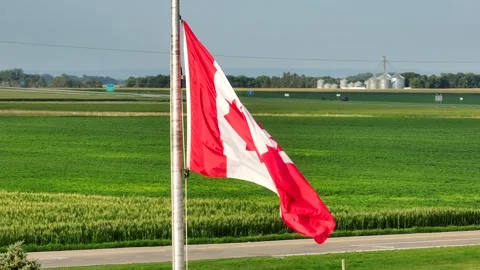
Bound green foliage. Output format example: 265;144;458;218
50;74;84;88
5;68;480;89
124;71;480;88
346;72;373;83
49;74;107;88
0;69;119;88
0;241;41;269
123;75;169;88
124;72;334;88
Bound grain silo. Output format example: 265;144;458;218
364;80;370;89
340;79;348;89
354;81;364;87
392;73;405;89
317;79;325;88
367;77;378;89
377;74;391;89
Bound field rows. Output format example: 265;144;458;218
0;88;168;102
3;99;480;118
0;191;478;247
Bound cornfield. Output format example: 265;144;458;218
0;191;478;246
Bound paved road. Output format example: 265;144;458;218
29;230;480;269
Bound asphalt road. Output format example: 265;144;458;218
29;230;480;269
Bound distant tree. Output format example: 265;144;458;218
426;75;440;88
125;76;136;87
255;75;270;88
346;72;373;83
84;79;103;88
41;74;54;84
409;77;425;88
51;74;82;88
401;72;422;87
36;76;48;87
8;67;480;89
438;75;450;88
270;76;281;88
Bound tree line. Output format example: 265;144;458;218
4;68;480;89
123;72;480;89
401;72;480;88
0;69;120;88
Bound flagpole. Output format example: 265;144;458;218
170;0;184;269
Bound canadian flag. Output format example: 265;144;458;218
182;21;335;244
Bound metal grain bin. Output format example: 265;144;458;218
317;79;325;88
364;80;370;88
377;74;391;89
367;77;378;89
354;81;364;87
392;73;405;89
378;79;391;89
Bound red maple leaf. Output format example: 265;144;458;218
224;99;256;151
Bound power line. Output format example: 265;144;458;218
2;39;480;64
388;60;480;64
213;53;380;63
0;40;169;54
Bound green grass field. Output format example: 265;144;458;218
237;91;480;105
0;90;479;250
0;88;168;102
2;116;480;202
3;87;480;104
56;245;480;270
3;98;480;118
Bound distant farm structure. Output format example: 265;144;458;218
317;56;406;90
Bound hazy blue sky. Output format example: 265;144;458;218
1;0;479;78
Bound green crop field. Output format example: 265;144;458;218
0;90;479;250
3;98;480;118
0;101;167;113
0;87;168;102
237;90;480;105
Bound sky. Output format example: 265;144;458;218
1;0;480;79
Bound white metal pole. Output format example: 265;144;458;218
383;56;387;78
170;0;184;269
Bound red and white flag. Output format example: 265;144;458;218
182;21;335;244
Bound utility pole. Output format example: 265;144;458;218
383;56;387;78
